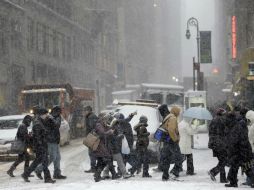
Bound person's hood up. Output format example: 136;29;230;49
158;104;170;119
246;110;254;124
170;106;181;117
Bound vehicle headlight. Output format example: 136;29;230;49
30;109;34;114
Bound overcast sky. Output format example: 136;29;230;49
181;0;215;78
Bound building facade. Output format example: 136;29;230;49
0;0;96;113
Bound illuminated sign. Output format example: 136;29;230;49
232;16;237;60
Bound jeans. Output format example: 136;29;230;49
35;143;61;176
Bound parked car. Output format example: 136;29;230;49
0;115;70;155
114;104;161;162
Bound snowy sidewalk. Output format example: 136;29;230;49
0;139;248;190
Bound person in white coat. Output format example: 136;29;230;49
178;117;200;175
244;110;254;186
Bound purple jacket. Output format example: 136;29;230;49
93;122;113;158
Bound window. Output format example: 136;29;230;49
36;22;46;53
27;17;34;50
48;28;54;56
31;61;36;82
66;36;71;61
53;30;59;57
10;19;22;49
249;63;254;75
0;15;8;56
60;33;65;59
73;36;79;59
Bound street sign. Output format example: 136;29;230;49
200;31;212;63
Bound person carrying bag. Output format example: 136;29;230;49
7;115;33;177
83;130;100;151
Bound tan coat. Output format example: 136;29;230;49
162;106;181;142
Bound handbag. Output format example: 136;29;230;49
121;136;130;154
83;131;100;151
10;137;25;154
154;127;170;142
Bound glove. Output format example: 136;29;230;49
117;134;124;139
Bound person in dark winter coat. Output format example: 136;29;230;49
35;106;66;180
93;114;119;182
133;115;151;177
153;104;171;173
21;108;55;184
208;108;228;183
7;115;33;177
114;112;138;174
224;110;254;188
84;106;98;173
114;113;135;150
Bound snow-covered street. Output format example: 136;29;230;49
0;139;248;190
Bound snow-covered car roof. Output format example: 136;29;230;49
0;115;26;144
114;105;161;134
0;115;26;121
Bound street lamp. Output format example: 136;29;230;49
186;17;201;91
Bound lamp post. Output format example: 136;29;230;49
186;17;201;91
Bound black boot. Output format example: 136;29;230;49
225;183;238;187
111;169;121;180
35;170;43;180
45;178;56;183
208;171;216;181
220;172;228;183
53;174;67;179
21;174;30;182
162;173;169;181
7;166;15;177
94;170;103;182
142;172;152;178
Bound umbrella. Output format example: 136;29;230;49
183;107;213;120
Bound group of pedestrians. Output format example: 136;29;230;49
83;106;152;182
7;106;66;183
208;106;254;188
8;102;254;187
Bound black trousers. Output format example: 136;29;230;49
227;156;254;185
136;149;149;174
180;154;194;174
23;148;51;180
161;142;182;179
88;148;97;169
94;157;115;179
10;151;30;171
210;151;227;181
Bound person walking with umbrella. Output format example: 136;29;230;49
178;116;201;175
